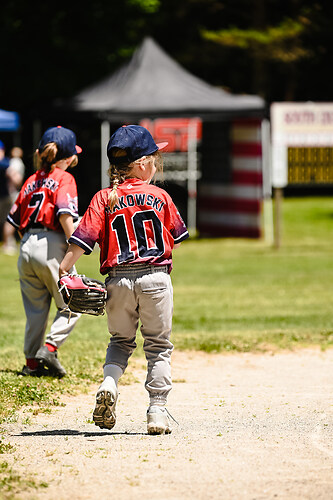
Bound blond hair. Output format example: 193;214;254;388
107;150;163;212
34;143;78;173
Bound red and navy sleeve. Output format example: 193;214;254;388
6;191;23;229
166;194;189;244
55;174;79;221
69;191;104;254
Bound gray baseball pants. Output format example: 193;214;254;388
104;264;174;404
18;229;81;358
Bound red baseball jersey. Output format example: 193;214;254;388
69;178;189;274
7;167;78;232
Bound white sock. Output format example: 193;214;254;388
149;399;167;408
103;364;123;385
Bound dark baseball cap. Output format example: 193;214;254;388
38;126;82;160
107;125;168;164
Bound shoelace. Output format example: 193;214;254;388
58;282;74;323
59;305;73;323
165;408;179;426
148;406;179;426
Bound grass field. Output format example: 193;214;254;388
0;196;333;425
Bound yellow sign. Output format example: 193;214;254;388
288;147;333;184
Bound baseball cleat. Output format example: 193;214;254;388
93;377;118;430
147;406;173;435
18;364;48;377
35;345;67;378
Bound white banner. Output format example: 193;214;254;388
271;102;333;187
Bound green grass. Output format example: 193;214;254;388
0;196;333;425
171;197;333;351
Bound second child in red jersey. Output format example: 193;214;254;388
59;125;189;434
7;126;82;378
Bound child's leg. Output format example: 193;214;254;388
104;275;139;372
103;363;123;384
18;239;51;360
93;275;138;430
137;271;174;406
44;232;81;349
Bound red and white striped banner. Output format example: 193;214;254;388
198;119;263;238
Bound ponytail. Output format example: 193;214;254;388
107;149;132;211
108;177;120;212
34;143;58;172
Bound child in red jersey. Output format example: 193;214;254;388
7;127;82;378
59;125;189;434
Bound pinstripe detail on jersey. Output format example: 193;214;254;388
57;207;79;219
69;235;94;254
174;230;189;243
6;213;20;229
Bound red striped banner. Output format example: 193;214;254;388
232;170;263;185
198;120;263;238
232;142;262;156
198;196;261;214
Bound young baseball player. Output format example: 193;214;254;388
59;125;189;434
7;126;82;378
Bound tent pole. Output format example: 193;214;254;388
261;118;274;245
187;120;198;236
101;121;110;189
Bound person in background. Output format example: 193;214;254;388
7;126;82;377
2;147;26;254
0;140;11;250
59;125;189;434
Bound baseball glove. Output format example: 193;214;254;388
58;274;107;316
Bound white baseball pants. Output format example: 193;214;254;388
104;264;174;405
18;229;81;358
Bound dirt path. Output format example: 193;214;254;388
2;349;333;500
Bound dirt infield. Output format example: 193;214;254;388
2;348;333;499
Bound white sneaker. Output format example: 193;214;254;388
93;377;118;430
147;406;173;435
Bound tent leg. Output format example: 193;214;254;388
187;120;198;236
101;121;110;189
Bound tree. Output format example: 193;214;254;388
200;0;333;101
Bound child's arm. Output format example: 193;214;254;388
59;214;75;241
59;243;85;278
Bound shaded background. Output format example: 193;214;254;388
1;0;332;111
1;0;333;212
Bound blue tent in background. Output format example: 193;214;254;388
0;109;20;131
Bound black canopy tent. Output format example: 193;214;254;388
70;37;265;121
47;38;267;236
65;36;265;187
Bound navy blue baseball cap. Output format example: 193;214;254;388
107;125;168;164
38;126;82;160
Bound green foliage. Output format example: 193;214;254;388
1;0;333;108
201;17;310;63
128;0;160;13
203;19;304;49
